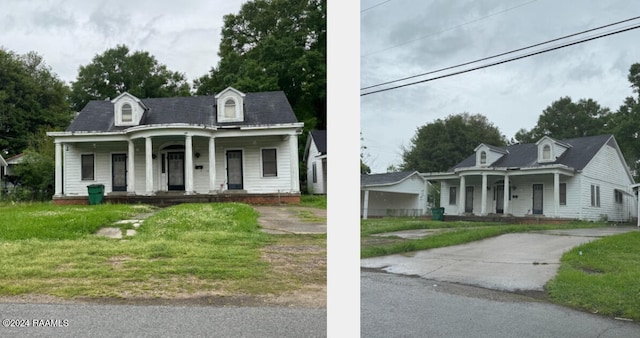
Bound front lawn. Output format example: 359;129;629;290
0;202;325;301
546;231;640;321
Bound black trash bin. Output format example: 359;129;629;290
87;184;105;205
431;207;445;221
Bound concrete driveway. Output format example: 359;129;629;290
254;205;326;234
361;227;638;292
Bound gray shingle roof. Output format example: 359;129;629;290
310;130;327;154
451;134;614;171
361;171;419;187
66;91;298;132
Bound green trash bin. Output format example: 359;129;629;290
431;207;445;221
87;184;105;205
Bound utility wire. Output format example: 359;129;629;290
361;0;393;13
360;23;640;96
361;15;640;91
362;0;538;58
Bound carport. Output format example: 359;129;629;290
361;171;429;219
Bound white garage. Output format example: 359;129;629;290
361;171;429;219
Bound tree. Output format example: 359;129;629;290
69;45;191;112
401;113;506;173
607;63;640;180
361;132;372;174
0;49;71;157
194;0;326;131
514;97;610;143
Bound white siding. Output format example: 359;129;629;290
306;140;326;194
580;143;635;221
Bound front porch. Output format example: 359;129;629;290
52;191;301;206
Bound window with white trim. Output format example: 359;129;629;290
590;184;600;207
224;99;236;119
542;145;551;160
312;162;317;183
81;154;95;180
614;190;623;204
449;186;457;205
480;151;487;165
559;183;566;205
121;103;132;122
262;149;277;177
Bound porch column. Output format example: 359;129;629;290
208;137;216;193
503;175;510;215
54;141;63;196
145;137;153;195
459;175;466;215
185;134;194;194
289;134;300;192
127;140;135;195
554;172;560;217
481;173;488;215
363;189;369;219
424;179;429;216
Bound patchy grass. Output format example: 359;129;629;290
0;203;326;302
546;231;640;321
300;195;326;209
0;203;154;240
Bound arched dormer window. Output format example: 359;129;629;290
480;151;487;165
542;145;551;160
224;99;236;119
215;87;245;123
122;103;132;122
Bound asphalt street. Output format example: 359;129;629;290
362;271;640;338
0;303;326;337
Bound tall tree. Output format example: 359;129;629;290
194;0;326;131
70;45;191;112
514;97;610;143
607;63;640;180
401;113;506;173
0;49;71;157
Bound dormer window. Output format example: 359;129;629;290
216;87;245;123
122;104;133;122
480;151;487;165
224;99;237;119
112;92;146;127
542;145;551;160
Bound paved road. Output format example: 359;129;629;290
362;271;640;338
362;227;637;291
0;303;326;337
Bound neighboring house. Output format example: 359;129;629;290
0;154;6;195
361;171;429;219
424;135;636;222
2;153;24;193
304;130;327;194
47;87;304;204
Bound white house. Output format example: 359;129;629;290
361;171;429;219
304;130;327;194
1;153;24;194
424;135;636;222
47;87;304;205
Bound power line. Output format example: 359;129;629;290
361;0;393;13
360;23;640;96
362;0;538;58
361;15;640;91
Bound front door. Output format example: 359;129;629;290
465;186;474;213
532;184;543;215
496;185;504;214
167;152;185;191
226;150;243;190
112;154;127;192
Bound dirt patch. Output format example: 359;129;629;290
254;205;326;234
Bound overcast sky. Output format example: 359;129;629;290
361;0;640;173
0;0;246;84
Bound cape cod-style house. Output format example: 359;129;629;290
424;135;637;222
47;87;303;205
